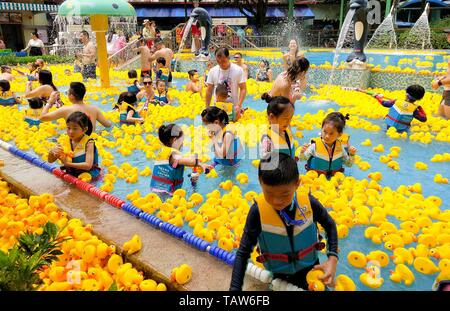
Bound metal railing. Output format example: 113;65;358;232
107;38;140;68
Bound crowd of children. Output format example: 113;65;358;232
3;50;449;292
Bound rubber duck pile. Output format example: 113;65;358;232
0;178;167;291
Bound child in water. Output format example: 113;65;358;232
260;93;295;160
114;92;144;124
24;97;44;127
300;112;357;178
186;69;202;95
368;84;426;133
201;106;241;167
0;80;20;106
127;69;141;94
154;80;171;106
48;111;101;180
155;57;169;82
150;124;212;196
230;153;338;291
214;82;236;122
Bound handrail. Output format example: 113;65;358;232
107;38;140;61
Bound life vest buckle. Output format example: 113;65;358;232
316;242;326;251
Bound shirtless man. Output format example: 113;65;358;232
77;31;97;81
431;29;450;119
40;82;112;131
233;53;249;80
149;39;174;86
134;38;153;81
0;66;14;81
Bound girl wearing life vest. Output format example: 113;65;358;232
150;124;212;196
260;94;295;160
24;97;44;127
0;80;20;106
154;80;170;106
300;112;357;178
127;69;141;94
256;59;273;82
48;111;101;181
201;106;241;167
230;153;338;291
371;84;427;133
114;92;144;124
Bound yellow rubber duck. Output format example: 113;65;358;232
306;269;325;291
220;180;234;191
78;172;92;183
372;144;384;153
430;245;450;260
413;257;439;275
391;247;414;265
218;237;234;252
236;173;249;184
360;264;384;289
368;171;382;181
414;162;428;170
335;274;357;291
337;224;349;238
361;139;372;146
170;264;192;285
347;251;367;268
434;174;449;184
123;235;142;255
140;279;158;291
140;166;152;177
390;264;415;286
367;250;390;267
436;259;450;282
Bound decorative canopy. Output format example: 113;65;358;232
58;0;136;16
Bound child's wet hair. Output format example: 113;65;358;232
261;93;293;116
406;84;425;102
158;124;183;147
188;69;198;77
128;69;138;79
287;57;309;82
157;57;166;66
215;82;228;98
322;112;350;133
28;97;44;109
66;111;93;136
201;106;229;125
0;79;11;92
258;152;299;186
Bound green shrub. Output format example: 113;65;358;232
0;222;68;291
0;55;74;66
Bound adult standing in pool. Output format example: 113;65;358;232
431;29;450;119
205;47;247;118
77;31;97;81
233;52;249;80
23;70;63;108
133;37;153;81
282;39;304;71
148;39;174;86
40;82;112;132
268;57;309;104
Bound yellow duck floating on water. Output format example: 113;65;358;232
306;269;325;291
347;251;367;268
434;174;449;184
413;257;439;275
335;274;357;291
390;264;415;286
360;264;384;289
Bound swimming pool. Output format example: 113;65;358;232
6;73;450;291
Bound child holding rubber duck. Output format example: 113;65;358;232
230;152;339;291
48;111;101;181
299;112;357;179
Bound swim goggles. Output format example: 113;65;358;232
279;194;308;226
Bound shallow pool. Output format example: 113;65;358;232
15;77;450;291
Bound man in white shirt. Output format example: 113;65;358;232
205;47;247;117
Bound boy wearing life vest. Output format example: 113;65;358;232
372;84;427;133
230;153;338;291
155;57;170;82
214;82;237;122
300;112;357;179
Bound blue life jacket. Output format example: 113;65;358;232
24;108;42;127
385;100;417;133
0;91;16;106
154;92;168;104
213;126;241;166
261;127;294;159
150;147;185;195
306;137;344;177
255;191;322;275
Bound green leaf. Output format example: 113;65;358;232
108;283;118;291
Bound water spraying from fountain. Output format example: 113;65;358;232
402;2;432;50
366;3;398;50
173;17;195;70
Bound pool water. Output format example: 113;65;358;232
244;51;447;71
14;77;450;291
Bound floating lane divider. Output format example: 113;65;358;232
0;140;302;290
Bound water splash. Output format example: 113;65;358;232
173;17;195;69
402;3;432;50
327;9;356;89
366;14;397;49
